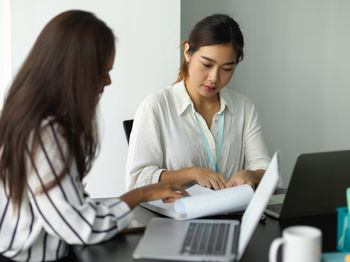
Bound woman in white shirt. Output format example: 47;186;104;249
0;10;187;262
126;14;270;191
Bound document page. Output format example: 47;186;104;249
141;184;254;220
175;184;253;220
140;184;212;218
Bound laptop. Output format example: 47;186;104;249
133;152;280;262
265;150;349;219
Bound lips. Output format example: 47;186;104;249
203;85;216;92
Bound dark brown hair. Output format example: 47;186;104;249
0;10;115;206
176;14;244;83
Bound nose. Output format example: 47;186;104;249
208;68;219;84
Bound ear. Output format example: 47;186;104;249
184;42;191;63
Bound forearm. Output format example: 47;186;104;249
28;179;132;244
159;168;197;186
119;187;145;209
161;167;228;190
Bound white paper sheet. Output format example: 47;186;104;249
175;184;254;220
141;184;254;220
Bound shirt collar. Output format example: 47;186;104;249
173;81;193;115
219;87;235;115
173;80;234;115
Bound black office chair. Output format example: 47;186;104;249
122;119;134;144
0;255;14;262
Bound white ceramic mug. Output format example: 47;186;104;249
269;225;322;262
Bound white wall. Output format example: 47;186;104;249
7;0;350;195
10;0;180;197
0;0;12;109
181;0;350;186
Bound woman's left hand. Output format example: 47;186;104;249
226;169;265;190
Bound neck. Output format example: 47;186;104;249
184;79;220;113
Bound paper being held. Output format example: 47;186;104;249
141;184;254;220
175;184;254;220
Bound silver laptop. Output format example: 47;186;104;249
265;150;349;219
133;152;280;262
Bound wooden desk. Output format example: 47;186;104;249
73;205;337;262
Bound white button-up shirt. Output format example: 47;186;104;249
126;81;270;190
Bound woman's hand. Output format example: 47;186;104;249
140;183;189;203
120;182;189;209
226;169;265;190
190;167;227;190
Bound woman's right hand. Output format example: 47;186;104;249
140;183;189;203
120;182;189;209
190;167;227;190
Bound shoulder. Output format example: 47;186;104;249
39;117;64;138
223;87;256;109
34;117;68;153
39;117;58;131
136;85;174;113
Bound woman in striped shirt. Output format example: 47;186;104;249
0;10;187;262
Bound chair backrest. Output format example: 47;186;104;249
122;119;134;144
0;254;15;261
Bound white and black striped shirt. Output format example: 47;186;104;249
0;119;132;261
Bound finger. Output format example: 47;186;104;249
210;179;220;191
203;182;211;188
210;170;227;184
227;179;240;188
174;186;190;197
218;175;228;186
199;180;212;188
162;196;176;203
171;191;186;199
226;181;234;188
216;179;226;190
247;181;254;190
162;192;182;202
212;179;226;190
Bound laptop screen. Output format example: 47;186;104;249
237;153;280;260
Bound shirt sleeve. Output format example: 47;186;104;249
125;97;166;190
26;121;132;245
243;100;271;171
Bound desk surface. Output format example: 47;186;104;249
73;205;337;262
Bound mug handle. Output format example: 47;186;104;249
269;237;284;262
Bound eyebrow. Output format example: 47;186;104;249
200;56;236;65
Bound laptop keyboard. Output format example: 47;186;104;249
180;222;230;255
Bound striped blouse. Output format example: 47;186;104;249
0;119;132;261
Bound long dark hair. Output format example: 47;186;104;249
0;10;115;206
176;14;244;83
